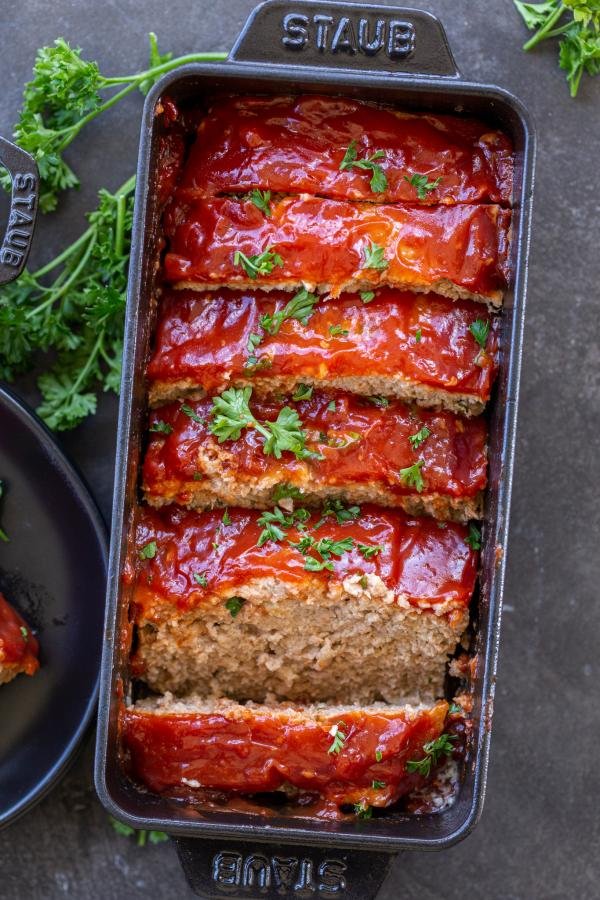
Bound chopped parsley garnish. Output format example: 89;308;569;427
466;523;482;550
358;543;385;559
328;324;349;337
415;328;422;343
315;498;360;527
149;420;172;435
360;290;375;303
260;288;319;336
328;721;347;754
361;241;388;271
292;383;313;401
222;509;232;526
193;573;208;587
209;387;317;461
257;506;310;547
0;480;9;542
339;140;388;193
212;541;220;552
291;534;356;571
20;626;29;642
193;472;203;481
234;247;283;279
372;780;386;789
406;733;457;777
354;801;373;820
327;400;336;412
448;702;463;715
249;188;272;216
180;404;204;424
359;574;369;589
225;597;245;618
375;750;383;762
408;426;431;450
139;541;157;560
399;460;425;493
469;319;490;349
366;395;389;408
245;332;263;367
404;173;442;201
273;482;303;502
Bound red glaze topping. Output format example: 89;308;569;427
148;288;500;401
143;392;487;501
119;700;449;809
163;196;510;302
127;505;478;619
0;593;39;674
177;95;513;206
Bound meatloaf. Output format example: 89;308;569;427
0;592;39;685
147;288;500;415
142;391;487;521
128;504;476;703
163;196;511;307
176;94;513;206
120;694;462;813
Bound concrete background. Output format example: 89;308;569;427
1;1;599;897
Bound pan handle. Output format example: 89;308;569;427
229;0;460;78
173;836;396;899
0;137;38;286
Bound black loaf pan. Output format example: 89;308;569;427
94;2;536;896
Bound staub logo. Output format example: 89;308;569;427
282;12;415;59
212;850;347;893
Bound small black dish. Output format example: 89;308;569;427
0;385;107;829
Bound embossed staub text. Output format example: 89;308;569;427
212;850;348;894
0;172;37;268
282;12;415;59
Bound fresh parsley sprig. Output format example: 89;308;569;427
339;140;388;193
256;505;310;547
2;35;227;212
406;733;457;777
209;387;317;460
513;0;600;96
399;460;426;493
260;288;319;336
249;189;272;216
361;241;388;271
404;173;442;201
234;247;284;279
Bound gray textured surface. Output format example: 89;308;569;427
1;1;599;898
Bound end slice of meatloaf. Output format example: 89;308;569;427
142;391;487;522
0;592;39;686
147;288;500;416
120;694;464;815
127;504;476;704
163;196;511;307
177;94;514;206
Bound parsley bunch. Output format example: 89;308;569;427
0;177;135;430
513;0;600;96
2;35;226;211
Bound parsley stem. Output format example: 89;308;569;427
101;52;228;85
523;3;565;50
114;194;126;258
32;227;94;278
26;231;97;319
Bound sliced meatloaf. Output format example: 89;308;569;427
0;592;39;685
128;504;477;703
176;94;514;206
163;196;511;307
147;288;500;416
120;694;463;814
142;391;487;521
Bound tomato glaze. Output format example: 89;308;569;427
119;701;449;809
176;95;513;206
142;392;487;500
163;196;511;302
147;288;500;400
126;505;477;619
0;593;39;674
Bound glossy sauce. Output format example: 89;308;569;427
163;196;510;302
120;701;450;809
148;288;500;400
0;593;39;674
143;391;487;500
127;505;477;619
177;95;513;206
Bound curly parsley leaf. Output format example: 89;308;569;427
399;460;425;493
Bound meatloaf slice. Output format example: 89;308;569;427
142;391;487;522
177;94;513;206
128;505;476;703
147;288;500;416
163;196;510;307
0;593;39;685
120;694;463;815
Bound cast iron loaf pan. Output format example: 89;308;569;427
95;2;536;896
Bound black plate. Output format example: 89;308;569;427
0;385;107;829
